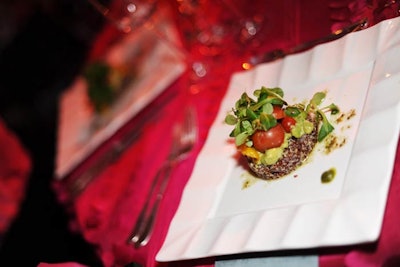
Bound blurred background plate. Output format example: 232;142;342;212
55;17;185;180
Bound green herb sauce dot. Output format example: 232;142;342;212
321;168;336;183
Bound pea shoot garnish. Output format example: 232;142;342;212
225;86;339;147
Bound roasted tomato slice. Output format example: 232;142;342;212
281;116;297;133
252;124;285;152
272;105;285;120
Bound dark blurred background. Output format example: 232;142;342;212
0;0;107;266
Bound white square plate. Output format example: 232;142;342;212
157;17;400;261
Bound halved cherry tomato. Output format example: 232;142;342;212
272;105;285;120
252;124;285;152
281;116;296;133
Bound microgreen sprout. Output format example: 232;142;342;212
316;109;335;142
225;87;285;146
225;88;339;146
306;92;340;141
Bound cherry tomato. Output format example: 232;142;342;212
272;105;285;120
281;116;297;133
252;124;285;152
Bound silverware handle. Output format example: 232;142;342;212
129;161;173;247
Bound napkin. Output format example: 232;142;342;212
215;255;318;267
0;118;31;239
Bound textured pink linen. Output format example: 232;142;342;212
70;74;228;267
54;1;400;266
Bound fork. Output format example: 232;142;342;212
128;106;198;248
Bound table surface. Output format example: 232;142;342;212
53;1;400;267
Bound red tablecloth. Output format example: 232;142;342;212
54;1;400;266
